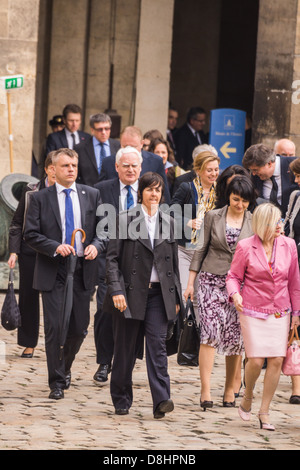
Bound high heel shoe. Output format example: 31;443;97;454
258;412;275;431
21;348;34;358
200;399;213;411
238;395;252;421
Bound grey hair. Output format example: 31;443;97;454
115;146;143;165
89;113;112;128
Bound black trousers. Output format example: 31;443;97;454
41;258;91;390
17;252;40;348
110;285;170;413
94;252;114;365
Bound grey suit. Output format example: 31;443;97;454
190;206;253;275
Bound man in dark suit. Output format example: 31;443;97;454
98;125;171;204
45;104;90;156
24;148;102;400
174;106;208;170
75;113;121;186
242;143;298;217
92;146;142;384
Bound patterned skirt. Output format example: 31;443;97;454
197;271;244;356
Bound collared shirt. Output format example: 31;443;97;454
119;180;139;210
92;137;111;172
141;206;160;282
187;123;202;144
262;156;282;205
56;182;83;256
65;128;80;149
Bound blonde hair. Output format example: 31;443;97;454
252;203;281;242
193;151;220;174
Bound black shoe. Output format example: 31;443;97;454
289;395;300;404
93;364;111;383
49;388;64;400
21;348;34;358
115;408;129;415
200;399;213;411
64;372;71;390
154;399;174;419
223;399;236;408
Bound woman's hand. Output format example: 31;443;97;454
8;253;17;269
176;304;180;315
291;316;300;329
184;285;194;302
112;294;127;312
232;293;243;312
187;219;202;230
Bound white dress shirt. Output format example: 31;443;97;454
119;180;139;210
65;128;80;149
56;182;83;256
142;206;160;282
262;156;282;205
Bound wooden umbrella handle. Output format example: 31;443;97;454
71;228;86;247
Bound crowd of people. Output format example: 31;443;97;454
6;102;300;430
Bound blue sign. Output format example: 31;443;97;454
209;108;246;169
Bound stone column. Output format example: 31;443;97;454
0;0;40;179
134;0;175;136
252;0;298;149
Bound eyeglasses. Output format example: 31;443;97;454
93;126;111;132
277;218;284;225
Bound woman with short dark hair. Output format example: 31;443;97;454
105;172;182;419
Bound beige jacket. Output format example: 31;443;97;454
189;205;253;276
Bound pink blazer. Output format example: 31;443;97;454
226;234;300;315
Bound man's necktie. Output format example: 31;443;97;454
269;175;279;205
125;185;134;209
63;189;75;246
71;133;76;149
98;143;106;173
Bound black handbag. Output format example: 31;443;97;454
1;269;21;331
177;298;200;366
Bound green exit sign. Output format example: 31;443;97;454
0;75;24;90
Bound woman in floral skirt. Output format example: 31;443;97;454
184;175;256;410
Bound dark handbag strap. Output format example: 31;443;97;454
185;297;197;323
8;268;14;285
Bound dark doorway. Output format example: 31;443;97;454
169;0;259;129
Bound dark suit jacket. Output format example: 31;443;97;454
172;170;196;195
174;123;208;170
104;208;182;321
24;183;102;292
98;150;171;203
75;136;121;186
45;129;90;155
252;156;298;216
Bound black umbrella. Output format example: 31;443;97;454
59;228;86;360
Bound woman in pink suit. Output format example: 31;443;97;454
226;203;300;431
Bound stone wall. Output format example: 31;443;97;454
0;0;40;180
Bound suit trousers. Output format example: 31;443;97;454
17;252;40;348
41;257;91;390
94;252;114;365
110;285;170;412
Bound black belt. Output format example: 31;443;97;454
148;282;161;289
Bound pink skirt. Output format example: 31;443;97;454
239;313;290;358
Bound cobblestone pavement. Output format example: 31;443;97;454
0;293;299;452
